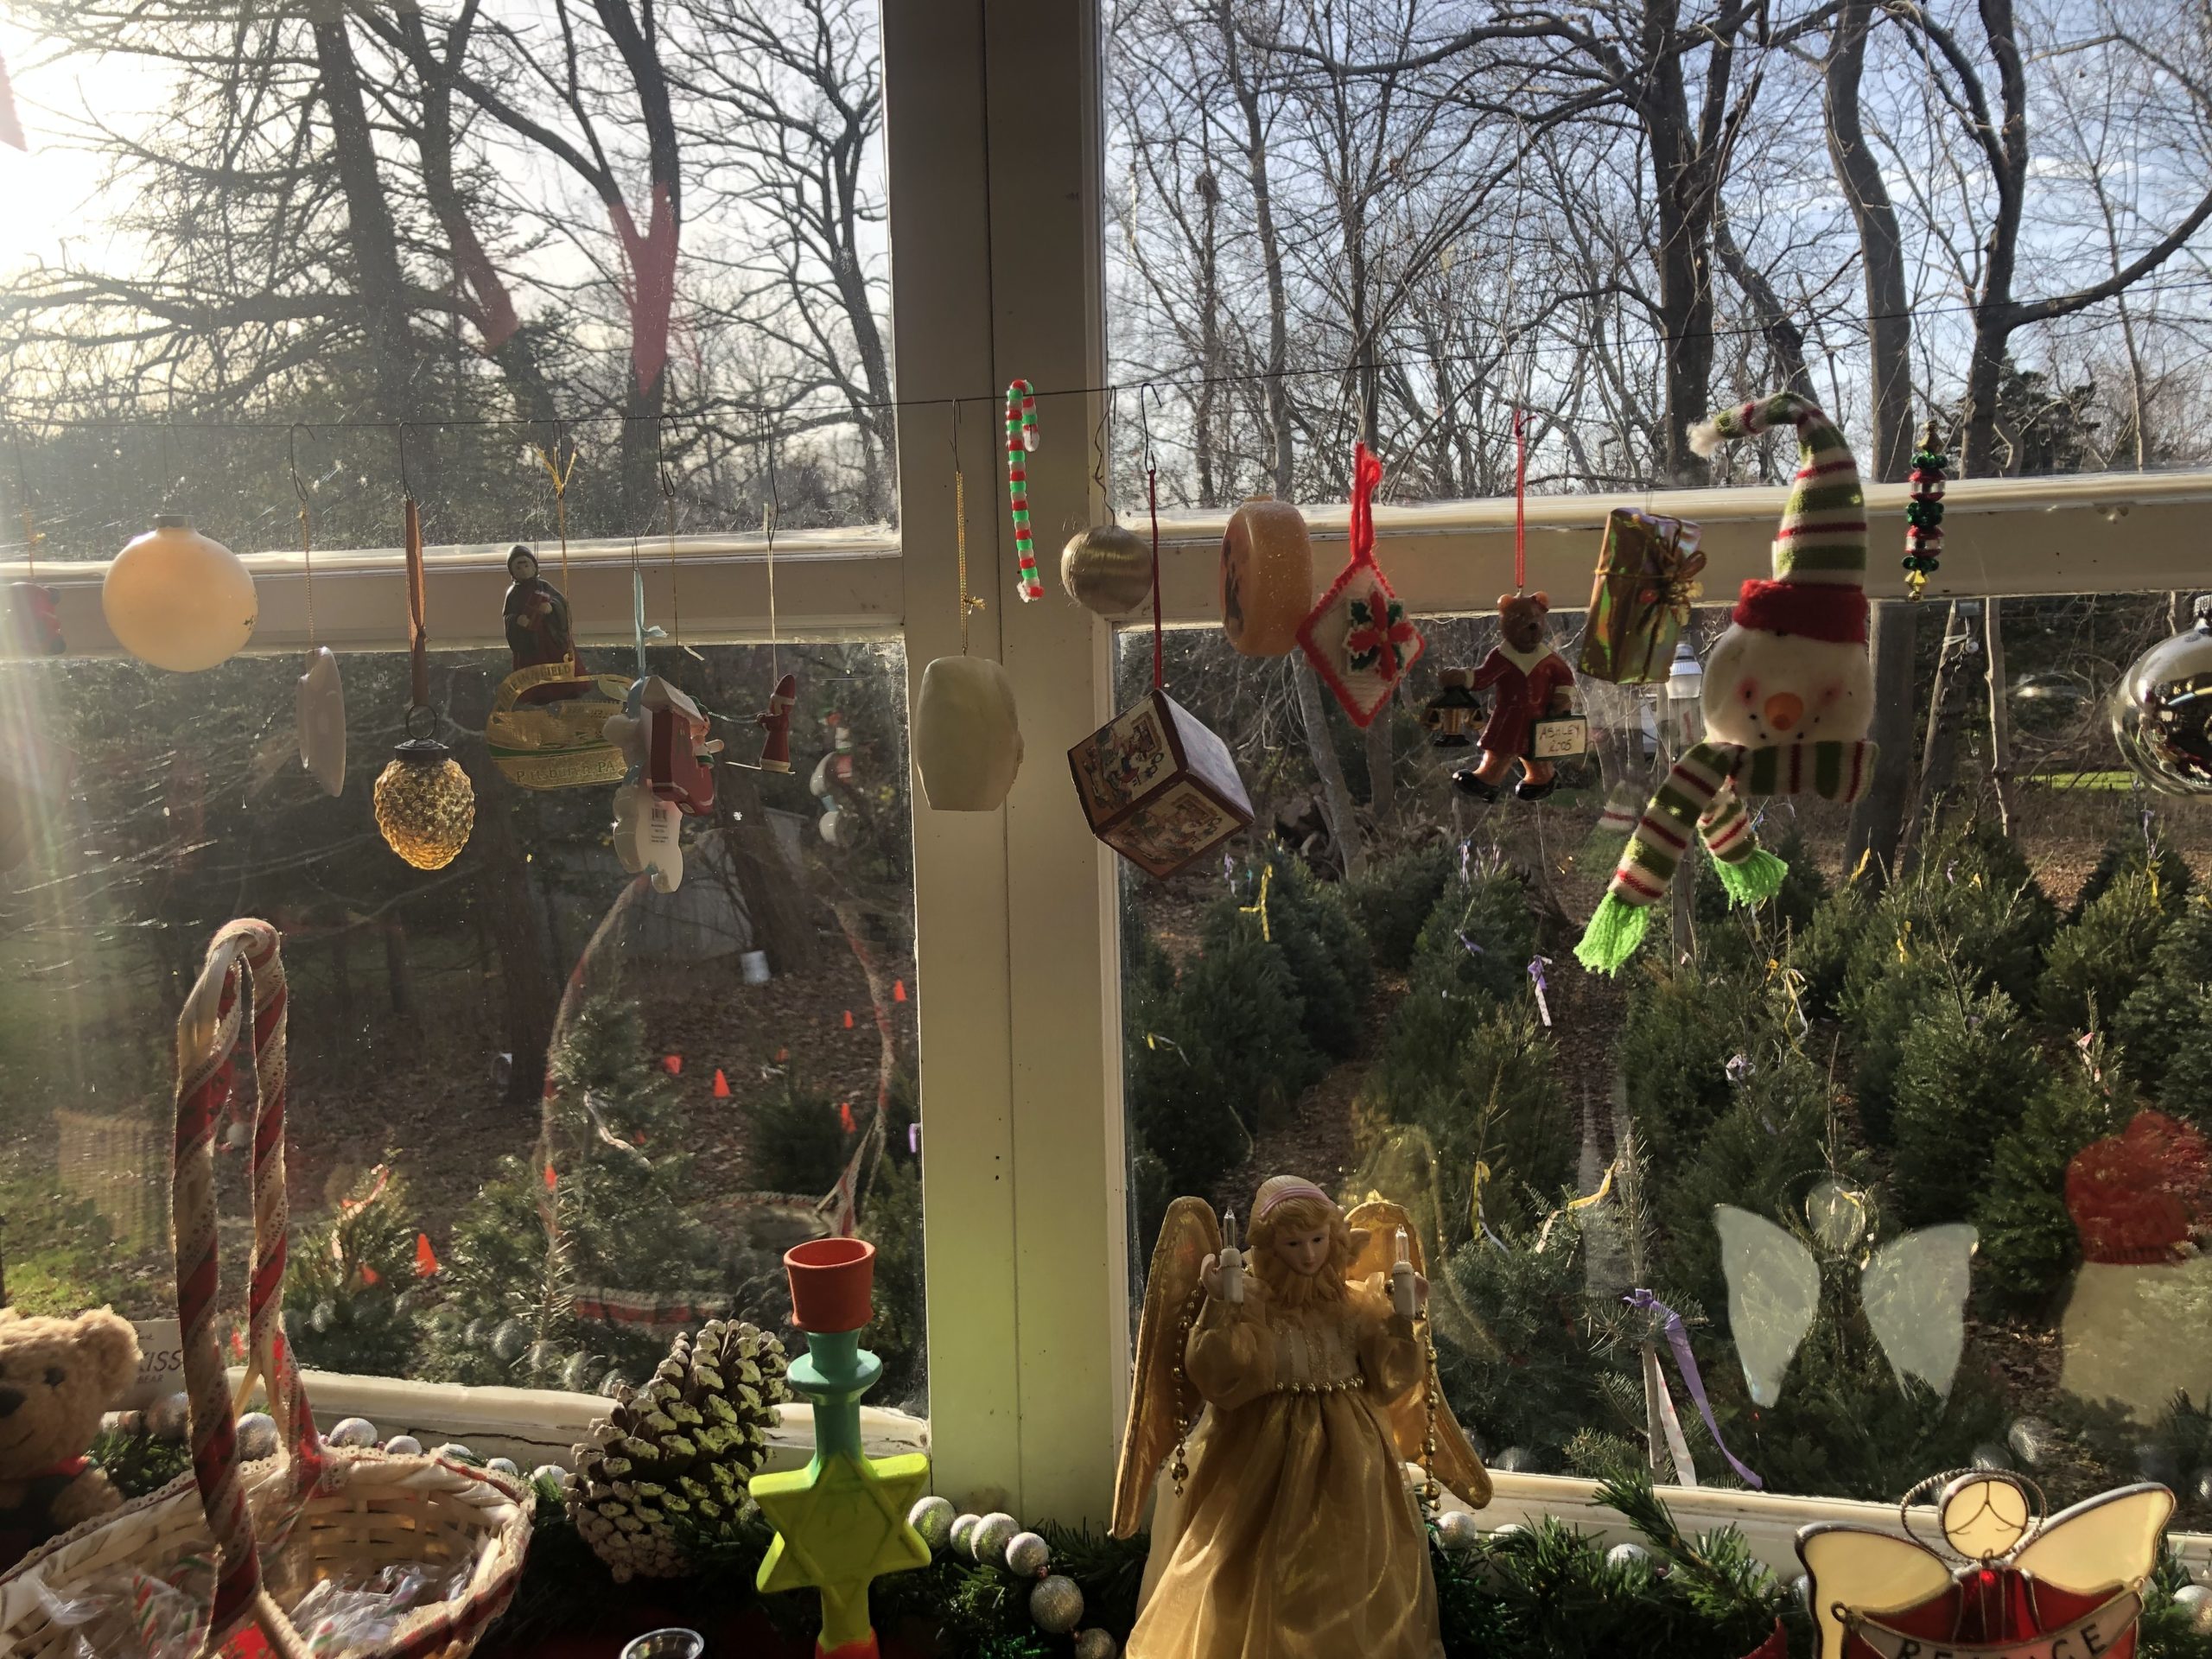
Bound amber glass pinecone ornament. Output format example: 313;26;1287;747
567;1319;791;1581
374;713;474;870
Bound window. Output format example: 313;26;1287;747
0;639;925;1409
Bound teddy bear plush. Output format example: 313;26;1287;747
1450;590;1580;802
0;1306;141;1571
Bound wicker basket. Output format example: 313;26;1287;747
0;920;532;1659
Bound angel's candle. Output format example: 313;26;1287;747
1220;1209;1244;1305
1392;1227;1418;1318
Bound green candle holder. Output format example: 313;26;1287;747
752;1239;931;1659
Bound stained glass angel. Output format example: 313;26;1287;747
1109;1175;1492;1659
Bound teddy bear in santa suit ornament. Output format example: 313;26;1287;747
1450;590;1583;804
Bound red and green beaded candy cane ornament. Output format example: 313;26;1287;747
1005;379;1045;602
1903;419;1947;599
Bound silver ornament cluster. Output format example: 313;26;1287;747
234;1411;279;1463
327;1416;378;1450
384;1434;423;1456
1004;1529;1052;1578
969;1510;1020;1567
1604;1541;1653;1571
1073;1630;1118;1659
907;1495;956;1551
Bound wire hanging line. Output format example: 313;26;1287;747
6;270;2211;446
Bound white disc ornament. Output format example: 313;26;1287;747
1073;1631;1118;1659
2176;1583;2212;1633
104;514;257;671
234;1411;279;1462
1061;524;1153;615
914;656;1023;811
1433;1510;1483;1552
1605;1541;1653;1571
1029;1574;1084;1636
970;1510;1020;1567
950;1513;982;1557
296;646;346;796
908;1495;956;1552
1004;1529;1051;1577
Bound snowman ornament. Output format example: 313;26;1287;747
1577;391;1878;974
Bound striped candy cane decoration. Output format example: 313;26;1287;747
173;921;316;1656
1005;379;1043;601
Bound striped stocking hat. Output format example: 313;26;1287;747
1691;391;1868;645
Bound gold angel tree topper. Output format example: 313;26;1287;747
1112;1176;1491;1659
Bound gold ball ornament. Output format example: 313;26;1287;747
373;734;475;870
1060;523;1154;615
104;514;257;671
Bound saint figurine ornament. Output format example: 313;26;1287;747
485;543;630;790
1113;1176;1490;1659
503;544;575;671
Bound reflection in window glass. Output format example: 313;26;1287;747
1106;2;2212;508
1121;594;2212;1516
0;641;925;1412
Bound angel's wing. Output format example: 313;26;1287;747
1859;1223;1976;1401
2012;1483;2174;1597
1345;1125;1499;1359
1713;1205;1819;1407
1111;1196;1219;1539
1797;1524;1955;1659
1345;1198;1492;1511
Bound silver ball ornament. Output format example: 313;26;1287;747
490;1320;529;1363
1971;1442;2012;1471
486;1458;520;1478
1004;1530;1052;1578
148;1393;192;1443
562;1352;603;1394
1433;1510;1483;1552
2195;1467;2212;1507
2175;1582;2212;1635
384;1434;423;1456
970;1510;1020;1567
908;1495;956;1552
1605;1541;1653;1571
1490;1446;1541;1474
433;1441;476;1465
1073;1631;1119;1659
531;1464;570;1489
950;1513;982;1557
598;1372;632;1400
1793;1574;1813;1616
234;1411;279;1462
1060;524;1154;615
1029;1574;1085;1636
2113;600;2212;793
309;1300;336;1333
2006;1416;2060;1467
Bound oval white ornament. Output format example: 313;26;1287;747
914;656;1023;810
104;515;257;671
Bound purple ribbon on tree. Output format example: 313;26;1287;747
1623;1288;1763;1489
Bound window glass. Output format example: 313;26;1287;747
0;640;925;1413
1120;591;2212;1518
1104;1;2212;509
0;0;894;538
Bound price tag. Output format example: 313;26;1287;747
124;1318;186;1408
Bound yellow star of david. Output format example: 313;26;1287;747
753;1450;931;1653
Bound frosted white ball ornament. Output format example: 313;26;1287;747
104;515;257;671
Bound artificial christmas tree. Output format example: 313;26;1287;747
1890;986;2045;1227
283;1160;425;1377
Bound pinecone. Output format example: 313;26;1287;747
566;1319;791;1580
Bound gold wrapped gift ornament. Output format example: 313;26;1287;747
373;726;475;870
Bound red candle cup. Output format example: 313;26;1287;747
785;1236;876;1333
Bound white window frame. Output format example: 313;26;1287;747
12;0;2212;1554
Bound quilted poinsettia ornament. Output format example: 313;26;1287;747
1295;443;1424;728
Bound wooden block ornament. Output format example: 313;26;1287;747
1294;445;1424;727
1069;688;1253;879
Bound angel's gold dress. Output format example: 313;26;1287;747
1127;1274;1441;1659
